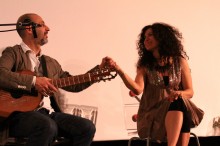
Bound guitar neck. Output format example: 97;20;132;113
50;67;117;88
51;73;93;88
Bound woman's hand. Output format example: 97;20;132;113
101;56;144;95
166;89;182;102
100;56;120;71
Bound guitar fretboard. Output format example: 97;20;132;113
51;73;92;88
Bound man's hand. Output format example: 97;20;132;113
35;77;58;96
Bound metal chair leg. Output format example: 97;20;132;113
128;133;200;146
128;137;150;146
145;138;150;146
128;137;139;146
190;132;200;146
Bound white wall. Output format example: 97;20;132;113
1;0;220;141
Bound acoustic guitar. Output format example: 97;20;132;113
0;67;117;118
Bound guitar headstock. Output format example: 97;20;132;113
91;66;117;82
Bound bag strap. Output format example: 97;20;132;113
40;55;61;112
41;55;48;77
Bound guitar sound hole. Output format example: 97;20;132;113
10;92;23;99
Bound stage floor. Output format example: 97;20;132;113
90;136;220;146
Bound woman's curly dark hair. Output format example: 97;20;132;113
136;22;189;69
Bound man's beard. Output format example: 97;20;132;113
40;38;48;46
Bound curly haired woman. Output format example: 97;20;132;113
101;22;203;146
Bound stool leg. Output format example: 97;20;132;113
146;138;150;146
128;137;151;146
190;133;200;146
128;138;132;146
128;137;140;146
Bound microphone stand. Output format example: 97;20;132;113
0;22;38;38
0;23;17;26
0;23;18;32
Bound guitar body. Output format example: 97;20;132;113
0;67;117;118
0;89;42;118
0;70;42;118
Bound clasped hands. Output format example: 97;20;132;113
166;88;182;102
100;56;120;71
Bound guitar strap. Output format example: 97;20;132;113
41;55;61;112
